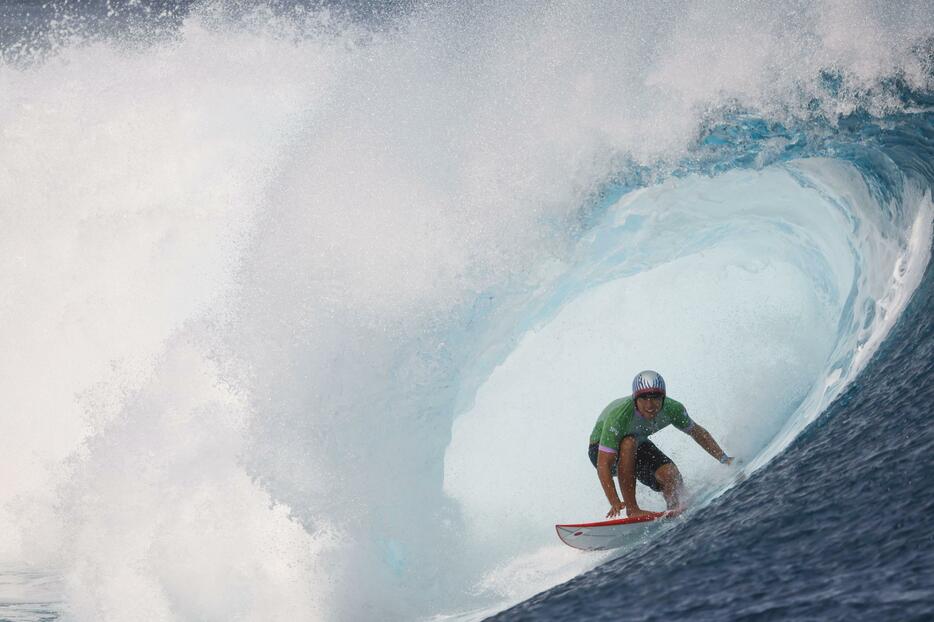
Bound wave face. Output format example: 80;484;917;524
0;2;932;621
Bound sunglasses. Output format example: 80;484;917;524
637;393;665;401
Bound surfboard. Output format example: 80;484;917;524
555;510;680;551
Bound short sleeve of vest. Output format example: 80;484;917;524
670;403;694;431
598;402;634;452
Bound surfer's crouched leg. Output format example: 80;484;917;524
632;441;683;509
654;463;685;511
633;440;671;491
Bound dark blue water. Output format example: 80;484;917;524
489;198;934;622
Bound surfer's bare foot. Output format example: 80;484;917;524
626;507;653;518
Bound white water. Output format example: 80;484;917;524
0;2;932;621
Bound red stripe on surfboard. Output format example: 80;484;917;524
555;509;680;530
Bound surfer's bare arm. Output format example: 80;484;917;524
619;436;650;517
597;451;625;518
688;425;732;464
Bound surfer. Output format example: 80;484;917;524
589;370;733;519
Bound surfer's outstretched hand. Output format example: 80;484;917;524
606;501;625;518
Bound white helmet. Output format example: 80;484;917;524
632;370;666;398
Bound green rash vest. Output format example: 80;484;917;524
589;396;694;454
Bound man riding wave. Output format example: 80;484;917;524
589;370;734;518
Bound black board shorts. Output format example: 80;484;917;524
588;438;674;492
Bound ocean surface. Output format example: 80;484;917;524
0;2;932;621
